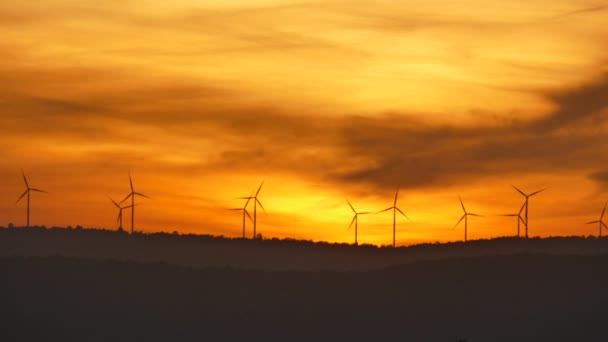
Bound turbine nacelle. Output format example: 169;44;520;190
498;201;527;237
236;180;266;239
454;196;483;228
119;172;149;234
587;201;608;237
16;169;48;203
454;196;482;242
345;198;370;243
512;185;547;199
348;211;371;231
120;191;151;204
377;188;409;219
512;184;547;239
228;207;254;222
16;169;48;228
108;195;134;210
346;199;370;228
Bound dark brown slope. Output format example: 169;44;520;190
1;254;608;342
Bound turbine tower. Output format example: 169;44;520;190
16;169;47;228
108;196;133;231
347;199;370;245
378;188;409;248
120;172;150;235
228;193;254;238
239;181;266;239
512;185;546;239
587;201;607;238
499;202;526;237
454;196;482;242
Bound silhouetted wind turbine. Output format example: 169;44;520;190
108;196;133;232
499;202;526;237
347;199;371;245
239;181;266;239
228;193;254;238
120;172;150;234
512;185;546;239
377;188;409;248
16;169;47;228
454;196;482;242
587;201;607;238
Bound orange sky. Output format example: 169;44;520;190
1;0;608;246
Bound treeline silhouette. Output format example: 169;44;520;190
1;254;608;341
3;225;608;248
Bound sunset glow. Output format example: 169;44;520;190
1;0;607;245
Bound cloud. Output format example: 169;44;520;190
1;0;607;196
332;74;608;189
554;4;607;18
533;73;608;131
589;170;608;184
1;50;607;194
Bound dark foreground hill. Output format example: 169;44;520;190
2;227;608;271
2;254;608;342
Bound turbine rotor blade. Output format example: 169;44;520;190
396;207;409;219
120;193;133;204
129;172;134;192
394;188;399;207
468;213;483;217
108;196;120;208
529;188;547;197
348;216;356;231
454;214;466;228
377;208;392;214
245;210;254;223
601;201;607;220
134;192;150;199
519;202;526;215
30;188;47;193
256;199;267;215
512;185;527;197
256;180;265;197
16;190;28;203
21;169;29;188
346;199;356;213
459;196;466;213
587;221;600;224
244;192;254;207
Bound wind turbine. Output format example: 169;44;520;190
454;196;482;242
377;188;409;248
499;202;526;238
16;169;47;228
120;172;150;234
239;181;266;239
228;193;254;238
512;185;546;239
347;199;371;245
587;201;607;238
108;196;133;231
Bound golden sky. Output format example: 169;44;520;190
1;0;608;246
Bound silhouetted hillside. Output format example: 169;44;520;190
2;254;607;342
1;226;608;271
